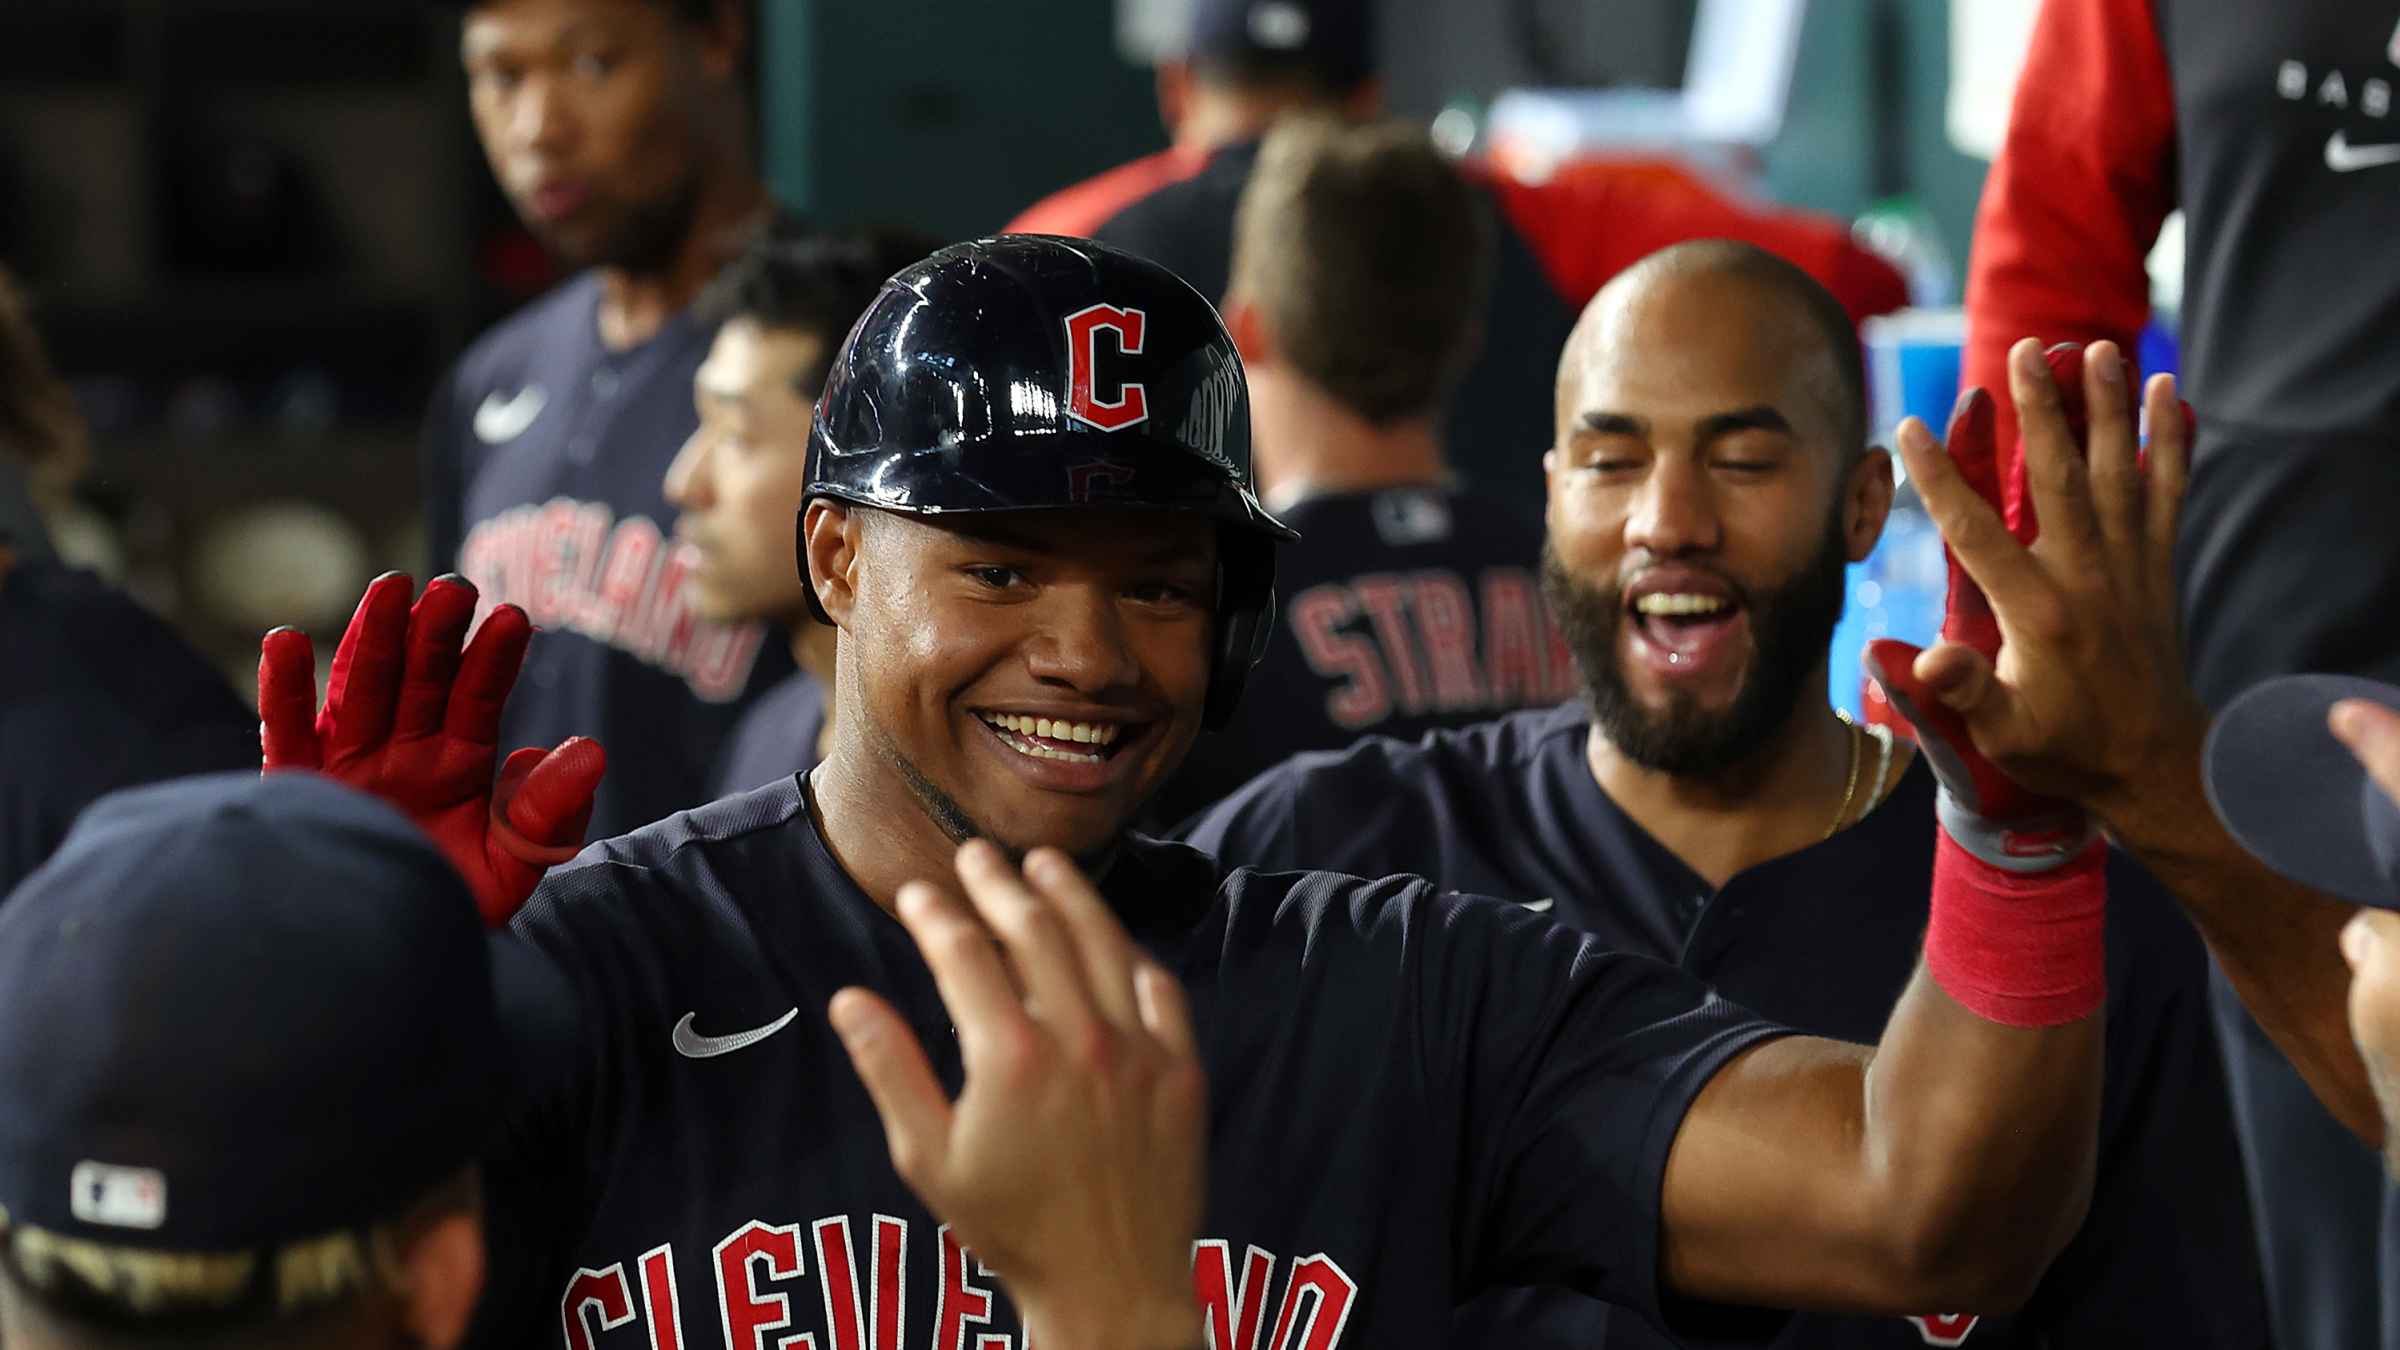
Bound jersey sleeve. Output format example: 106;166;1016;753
1002;147;1207;237
1961;0;2176;484
462;874;624;1350
1412;888;1791;1334
421;369;467;574
1168;757;1310;864
1481;159;1909;323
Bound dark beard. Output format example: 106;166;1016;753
1543;518;1850;781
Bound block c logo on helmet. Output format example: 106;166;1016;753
1064;303;1150;432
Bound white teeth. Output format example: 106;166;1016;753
979;713;1124;749
1635;593;1730;617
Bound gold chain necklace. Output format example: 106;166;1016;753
1822;710;1898;840
1823;711;1865;841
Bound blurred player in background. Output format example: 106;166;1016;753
1182;242;2267;1347
665;223;939;796
1149;119;1570;825
1963;5;2400;1343
1015;0;1909;514
0;269;256;895
425;0;794;836
0;774;506;1349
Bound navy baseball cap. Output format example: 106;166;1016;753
1190;0;1375;92
0;772;529;1250
2205;674;2400;908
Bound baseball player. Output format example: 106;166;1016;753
264;237;2142;1350
0;774;507;1348
1964;5;2400;1342
424;0;795;837
1012;0;1908;517
1148;120;1571;825
0;269;258;895
662;225;942;796
1180;241;2265;1347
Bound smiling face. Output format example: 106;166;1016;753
811;504;1220;858
460;0;732;271
1544;258;1888;778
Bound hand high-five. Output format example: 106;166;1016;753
831;841;1205;1350
1875;338;2200;820
257;572;605;925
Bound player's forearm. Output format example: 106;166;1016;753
2096;746;2379;1140
1851;965;2102;1309
1659;989;2098;1313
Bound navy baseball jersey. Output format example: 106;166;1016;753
1;562;259;895
424;273;793;838
709;668;829;798
1148;486;1575;826
469;775;1793;1350
1177;703;2268;1349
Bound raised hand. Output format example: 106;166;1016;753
1868;338;2199;830
830;841;1205;1350
258;572;605;925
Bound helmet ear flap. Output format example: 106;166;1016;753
1203;533;1278;730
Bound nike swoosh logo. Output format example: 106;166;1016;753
671;1008;799;1059
1519;897;1556;913
473;386;547;443
2325;130;2400;173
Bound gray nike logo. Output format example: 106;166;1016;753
472;386;547;443
1519;897;1556;913
2325;130;2400;173
671;1008;799;1059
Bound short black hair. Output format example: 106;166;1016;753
699;222;944;397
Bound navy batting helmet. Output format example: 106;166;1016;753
800;234;1295;728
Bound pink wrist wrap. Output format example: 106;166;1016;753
1924;828;2108;1027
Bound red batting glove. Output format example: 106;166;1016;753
1863;345;2112;870
258;571;605;926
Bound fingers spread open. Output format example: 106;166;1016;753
954;841;1100;1050
396;576;479;742
2010;340;2103;567
1132;962;1198;1060
829;987;954;1184
1899;416;2047;623
2080;342;2144;583
321;573;416;760
897;877;1034;1063
257;626;324;770
1941;387;2002;512
1021;846;1145;1032
447;603;532;746
2141;374;2190;604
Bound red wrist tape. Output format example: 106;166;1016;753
1924;829;2107;1027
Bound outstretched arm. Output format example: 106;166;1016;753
1905;341;2376;1140
1662;340;2203;1313
258;571;605;924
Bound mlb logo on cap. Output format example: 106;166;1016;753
70;1161;166;1230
